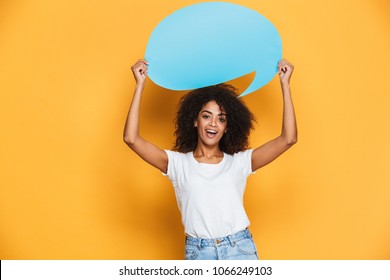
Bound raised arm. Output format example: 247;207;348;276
251;59;298;171
123;59;168;173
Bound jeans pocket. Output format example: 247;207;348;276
235;238;258;255
184;245;200;260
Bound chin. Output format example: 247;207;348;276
201;137;223;147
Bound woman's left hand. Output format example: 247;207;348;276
278;59;294;85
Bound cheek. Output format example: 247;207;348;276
198;118;208;127
194;117;202;127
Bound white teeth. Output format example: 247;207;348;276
206;129;217;134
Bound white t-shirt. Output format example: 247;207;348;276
163;149;255;239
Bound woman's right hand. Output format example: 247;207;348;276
131;59;148;87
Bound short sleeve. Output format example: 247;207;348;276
162;150;180;183
236;149;255;177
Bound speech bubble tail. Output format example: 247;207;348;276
238;66;279;97
238;72;263;97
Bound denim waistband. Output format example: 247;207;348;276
185;228;252;248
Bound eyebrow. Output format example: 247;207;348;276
201;110;226;116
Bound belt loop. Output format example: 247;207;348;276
227;235;236;247
197;239;202;250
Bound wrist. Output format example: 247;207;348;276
280;80;290;88
135;81;146;90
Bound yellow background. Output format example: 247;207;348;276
1;0;389;259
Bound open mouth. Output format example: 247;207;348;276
206;129;218;137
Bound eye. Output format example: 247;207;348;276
219;117;226;123
202;115;210;119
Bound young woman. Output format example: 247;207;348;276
124;58;297;260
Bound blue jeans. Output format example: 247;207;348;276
184;228;259;260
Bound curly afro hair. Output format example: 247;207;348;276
173;83;255;155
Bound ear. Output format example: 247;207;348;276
194;120;198;127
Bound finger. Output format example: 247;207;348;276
279;59;294;69
278;60;287;71
282;60;294;70
132;62;148;73
132;59;149;70
137;58;148;63
141;65;148;74
278;64;286;73
136;59;149;66
141;64;149;75
278;59;286;66
131;64;142;73
285;62;293;70
284;64;294;73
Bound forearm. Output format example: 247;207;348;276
123;84;144;145
280;82;297;145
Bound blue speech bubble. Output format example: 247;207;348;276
145;2;282;97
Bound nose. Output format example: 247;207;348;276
209;116;217;127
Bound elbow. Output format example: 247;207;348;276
286;134;298;146
287;137;297;146
282;133;298;147
123;134;136;147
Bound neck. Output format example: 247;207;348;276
193;144;223;158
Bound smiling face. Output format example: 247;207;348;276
194;100;227;148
